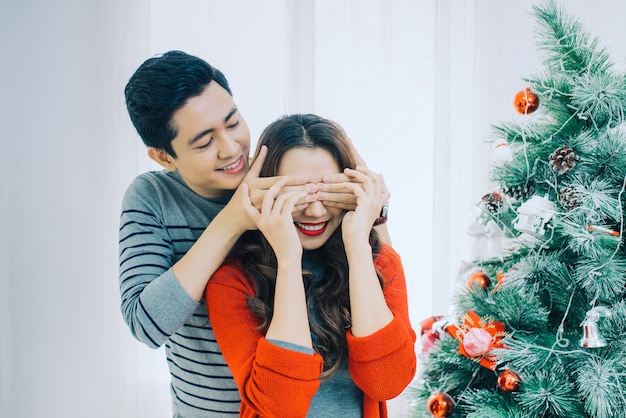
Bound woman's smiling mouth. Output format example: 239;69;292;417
295;221;328;236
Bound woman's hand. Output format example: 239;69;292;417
316;138;390;212
246;176;317;212
245;147;317;213
339;166;386;242
317;168;389;212
227;146;317;232
339;141;394;337
241;180;307;260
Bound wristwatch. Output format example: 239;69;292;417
373;202;389;226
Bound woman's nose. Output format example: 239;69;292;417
302;199;326;218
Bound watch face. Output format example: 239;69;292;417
374;202;389;226
380;202;389;217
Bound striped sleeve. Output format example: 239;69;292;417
118;177;198;348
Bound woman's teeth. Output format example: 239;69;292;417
296;222;325;231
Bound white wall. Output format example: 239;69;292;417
1;0;150;416
2;1;626;417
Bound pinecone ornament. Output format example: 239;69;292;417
549;145;579;174
481;192;504;214
502;182;535;201
558;185;582;210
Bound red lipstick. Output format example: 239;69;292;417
295;221;328;236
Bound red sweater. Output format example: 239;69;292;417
206;244;416;418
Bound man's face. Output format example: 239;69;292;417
167;81;250;198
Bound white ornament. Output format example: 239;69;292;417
493;139;513;164
513;195;556;237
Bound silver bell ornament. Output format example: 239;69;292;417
580;306;612;348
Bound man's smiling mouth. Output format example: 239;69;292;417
218;156;244;173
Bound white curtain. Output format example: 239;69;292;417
3;1;626;417
1;0;151;417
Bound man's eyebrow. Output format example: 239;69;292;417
188;107;238;146
224;107;238;124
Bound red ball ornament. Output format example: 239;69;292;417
497;369;521;392
513;87;539;115
467;270;491;290
427;392;455;417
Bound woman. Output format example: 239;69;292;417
206;114;416;417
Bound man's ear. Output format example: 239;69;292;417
148;147;177;171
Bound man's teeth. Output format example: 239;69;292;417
220;159;240;170
296;222;325;231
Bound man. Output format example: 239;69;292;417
120;50;390;416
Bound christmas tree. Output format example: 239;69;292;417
410;1;626;417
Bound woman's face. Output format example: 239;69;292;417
278;147;345;250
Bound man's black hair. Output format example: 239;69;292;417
124;50;232;157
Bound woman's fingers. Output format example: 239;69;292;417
241;183;261;224
247;175;310;210
318;165;390;211
260;177;289;215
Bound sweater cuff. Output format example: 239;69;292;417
257;338;323;379
346;316;411;362
267;339;316;355
139;268;199;335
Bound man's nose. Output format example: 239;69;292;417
218;134;239;159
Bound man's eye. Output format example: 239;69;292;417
227;120;240;130
196;138;214;149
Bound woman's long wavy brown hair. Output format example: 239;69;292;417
229;114;382;378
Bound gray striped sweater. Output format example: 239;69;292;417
119;170;240;417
